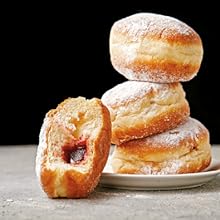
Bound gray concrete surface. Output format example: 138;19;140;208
0;145;220;220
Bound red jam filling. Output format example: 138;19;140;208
62;139;87;164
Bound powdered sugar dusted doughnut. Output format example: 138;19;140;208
36;97;111;198
112;118;211;175
101;81;190;145
110;13;203;83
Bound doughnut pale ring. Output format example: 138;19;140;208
110;13;203;83
111;118;211;175
36;97;111;198
101;81;190;145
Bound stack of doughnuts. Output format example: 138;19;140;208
101;13;211;175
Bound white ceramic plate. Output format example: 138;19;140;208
100;159;220;190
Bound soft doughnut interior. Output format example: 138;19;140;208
40;98;103;171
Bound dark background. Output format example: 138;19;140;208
1;3;219;145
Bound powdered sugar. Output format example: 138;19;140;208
101;80;174;106
116;44;138;64
141;117;207;147
115;66;197;84
141;159;183;174
113;13;197;42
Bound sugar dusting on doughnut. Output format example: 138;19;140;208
118;66;198;84
112;13;201;44
141;159;184;175
142;117;207;147
101;80;179;107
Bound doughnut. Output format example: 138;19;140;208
35;97;111;198
110;13;203;83
101;81;190;145
111;118;211;175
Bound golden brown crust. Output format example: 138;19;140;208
110;13;203;83
102;81;190;145
40;168;56;198
112;58;199;83
36;97;111;198
112;104;189;145
111;118;212;175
